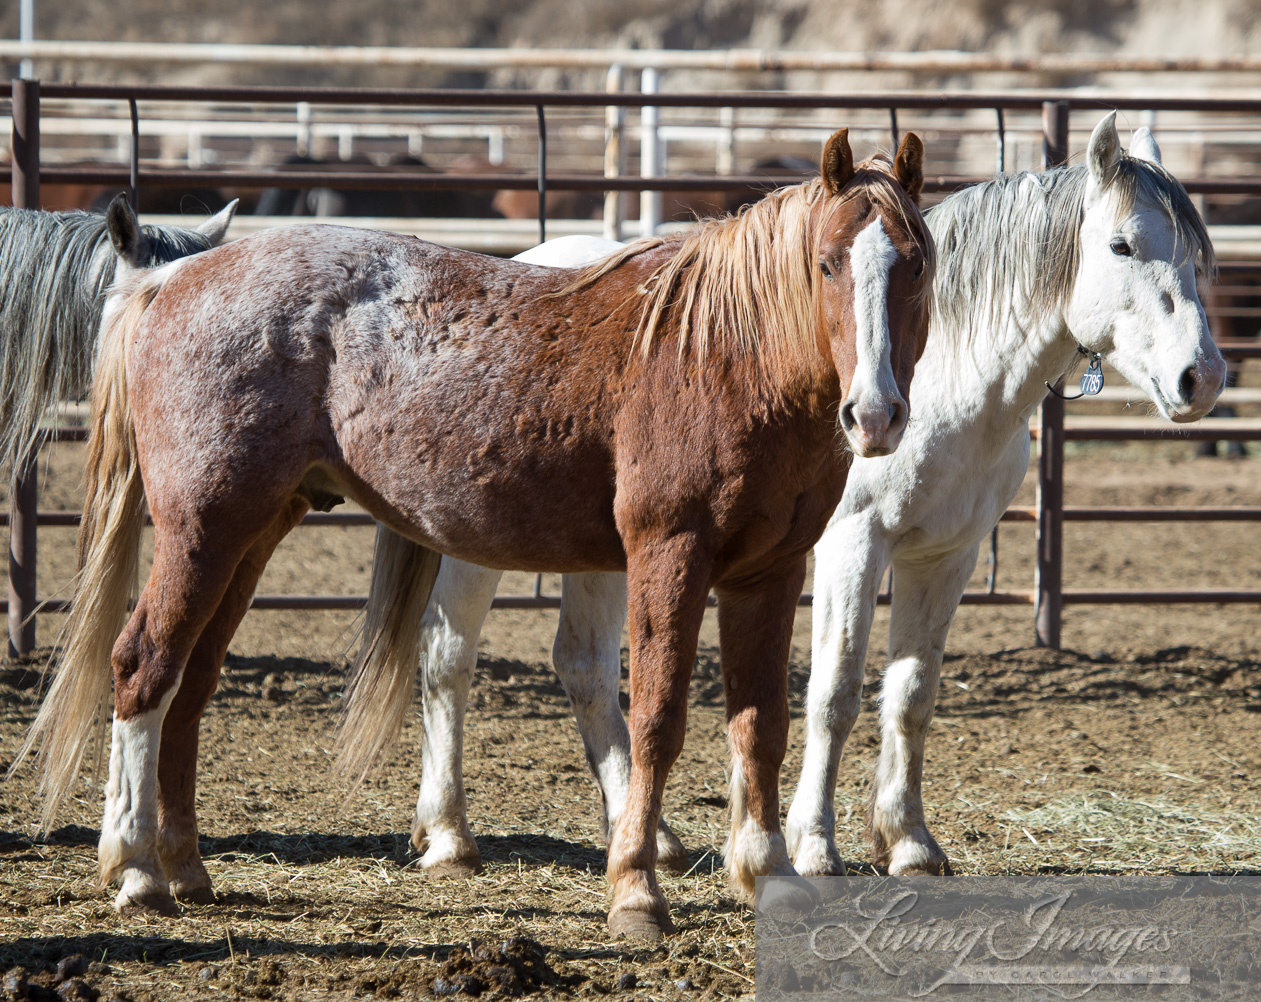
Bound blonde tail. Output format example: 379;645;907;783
336;524;441;792
10;276;161;834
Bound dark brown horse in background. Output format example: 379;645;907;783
18;129;933;941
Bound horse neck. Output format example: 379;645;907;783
591;241;839;415
914;278;1079;448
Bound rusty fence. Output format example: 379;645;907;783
6;81;1261;656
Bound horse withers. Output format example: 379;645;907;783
19;130;933;940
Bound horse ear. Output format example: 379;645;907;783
1087;111;1122;185
196;198;238;245
1129;126;1162;165
894;132;925;202
105;193;148;267
820;128;854;195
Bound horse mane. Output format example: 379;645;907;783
560;156;932;381
0;207;218;477
928;155;1216;340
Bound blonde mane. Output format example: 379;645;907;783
561;157;931;380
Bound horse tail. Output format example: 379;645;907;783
336;524;441;792
11;274;162;834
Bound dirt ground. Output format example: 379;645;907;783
2;439;1260;1001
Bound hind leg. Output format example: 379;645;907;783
155;497;311;903
412;558;502;874
552;572;689;873
100;498;301;915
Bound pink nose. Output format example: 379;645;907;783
1173;357;1226;421
840;397;909;456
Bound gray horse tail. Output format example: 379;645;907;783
10;270;166;835
337;526;441;794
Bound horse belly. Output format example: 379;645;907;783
332;375;625;573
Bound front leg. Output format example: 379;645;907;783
552;572;689;873
786;516;889;876
606;536;711;941
869;546;977;876
717;563;808;898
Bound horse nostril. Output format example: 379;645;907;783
888;399;908;433
1178;365;1197;404
839;399;857;432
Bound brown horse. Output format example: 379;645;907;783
18;129;932;940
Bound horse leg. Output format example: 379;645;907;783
868;547;976;876
717;562;808;902
156;497;311;903
552;571;689;874
412;558;502;875
102;503;292;915
786;516;889;876
606;539;711;941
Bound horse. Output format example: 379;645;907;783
0;194;237;477
393;112;1224;884
784;112;1223;878
15;128;932;941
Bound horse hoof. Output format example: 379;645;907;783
656;825;690;875
171;881;217;905
891;859;954;876
116;885;180;916
422;856;483;878
790;836;847;878
756;875;821;922
608;907;674;942
887;843;953;876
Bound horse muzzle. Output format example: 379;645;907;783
840;394;909;458
1154;355;1227;424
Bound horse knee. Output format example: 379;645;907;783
879;656;938;735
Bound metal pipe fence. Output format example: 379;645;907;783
7;80;1261;656
9;40;1261;76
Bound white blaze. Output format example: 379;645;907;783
848;216;900;410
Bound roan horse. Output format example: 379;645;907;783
19;130;933;940
0;194;237;476
388;113;1225;883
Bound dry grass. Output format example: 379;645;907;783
1003;793;1261;874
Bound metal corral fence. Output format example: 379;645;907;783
5;80;1261;656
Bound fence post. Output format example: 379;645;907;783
603;63;624;241
9;77;39;658
1035;99;1069;650
639;66;662;238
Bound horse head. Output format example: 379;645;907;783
813;129;933;457
1066;112;1224;422
105;193;238;280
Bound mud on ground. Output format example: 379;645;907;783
1;442;1259;1000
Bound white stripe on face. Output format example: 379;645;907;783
849;216;898;393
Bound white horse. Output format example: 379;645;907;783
408;113;1224;877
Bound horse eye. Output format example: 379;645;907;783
819;259;835;279
913;259;925;280
1110;237;1133;257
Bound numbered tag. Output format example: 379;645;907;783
1079;355;1104;396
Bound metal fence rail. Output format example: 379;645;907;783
7;81;1261;656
